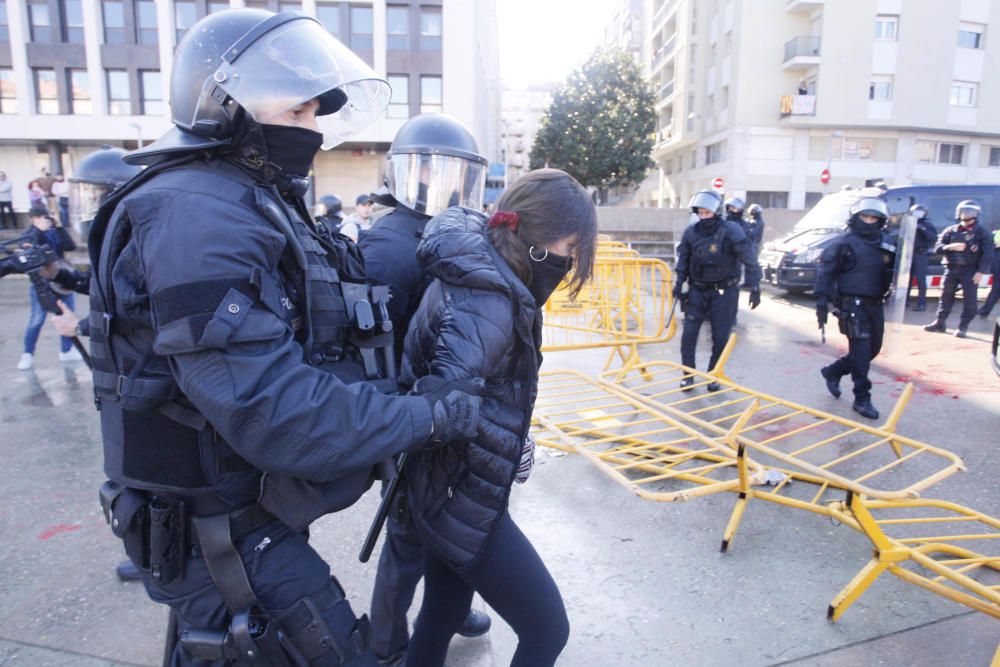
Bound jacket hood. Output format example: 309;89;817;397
417;207;536;312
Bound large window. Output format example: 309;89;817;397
62;0;84;42
874;15;898;41
137;0;157;44
747;191;788;209
175;1;197;42
420;75;441;113
989;147;1000;168
316;2;339;36
0;68;16;113
103;1;126;44
958;22;985;49
107;69;131;115
68;69;91;114
950;81;978;107
420;6;442;50
831;137;874;160
141;70;164;115
277;2;301;11
387;74;408;118
387;5;409;50
28;0;52;42
350;6;373;51
869;76;893;101
0;2;8;41
208;1;231;12
34;69;58;114
705;141;725;165
917;141;966;165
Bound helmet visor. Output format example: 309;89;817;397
70;182;109;229
957;205;980;220
689;191;722;214
386;153;487;216
215;17;389;148
851;197;888;219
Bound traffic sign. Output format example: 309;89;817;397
712;177;725;190
820;168;831;185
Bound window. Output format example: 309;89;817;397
804;192;824;209
208;2;231;13
68;69;91;114
107;69;131;115
103;1;126;44
689;149;697;170
420;75;441;113
175;1;197;42
62;0;84;42
244;0;268;8
0;68;16;113
420;6;442;50
316;3;339;36
938;143;965;165
990;147;1000;168
34;69;58;114
958;23;985;49
705;141;725;165
137;0;157;44
831;137;874;160
869;76;893;101
28;0;52;42
141;70;164;115
747;191;788;209
387;5;409;50
350;6;373;51
0;1;8;41
874;15;898;41
387;74;408;118
950;82;978;107
278;2;301;11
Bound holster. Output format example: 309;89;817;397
148;496;186;584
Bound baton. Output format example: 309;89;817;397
359;453;406;563
666;290;683;331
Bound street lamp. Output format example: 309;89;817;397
129;122;143;148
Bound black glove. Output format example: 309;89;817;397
411;375;485;446
673;282;687;304
748;287;761;310
816;304;828;327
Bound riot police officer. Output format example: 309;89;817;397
924;200;994;337
89;11;489;665
815;197;895;420
358;113;492;666
674;190;761;391
744;203;765;257
906;204;937;312
724;196;746;226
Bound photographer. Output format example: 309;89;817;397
15;207;80;370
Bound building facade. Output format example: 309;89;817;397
0;0;498;212
639;0;1000;210
499;82;552;186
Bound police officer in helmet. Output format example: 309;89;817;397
89;10;490;665
906;204;937;312
924;199;994;337
815;196;895;419
724;196;746;226
358;113;492;666
673;189;762;391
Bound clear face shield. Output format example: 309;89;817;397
211;17;390;148
69;181;110;237
688;191;721;215
957;206;980;222
386;153;488;217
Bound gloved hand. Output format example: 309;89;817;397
411;375;485;446
816;304;828;327
672;282;684;302
748;287;761;310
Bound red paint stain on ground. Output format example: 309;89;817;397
39;524;81;540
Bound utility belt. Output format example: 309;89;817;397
692;277;739;291
945;258;977;269
834;296;880;339
838;294;882;308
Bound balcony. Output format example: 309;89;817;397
783;36;821;70
786;0;824;11
652;0;681;32
658;79;675;102
779;94;817;117
652;34;677;72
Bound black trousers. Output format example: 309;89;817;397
681;283;739;371
826;300;884;402
935;265;979;329
979;254;1000;316
907;252;929;306
0;201;14;229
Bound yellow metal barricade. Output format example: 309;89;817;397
826;493;1000;629
541;256;676;368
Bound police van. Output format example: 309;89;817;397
760;184;1000;293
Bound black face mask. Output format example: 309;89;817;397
261;124;324;179
697;215;720;235
529;252;573;307
849;215;882;239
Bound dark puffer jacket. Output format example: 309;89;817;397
402;207;541;571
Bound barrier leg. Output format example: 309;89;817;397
827;558;892;621
991;641;1000;667
708;333;738;381
720;410;759;553
880;382;914;459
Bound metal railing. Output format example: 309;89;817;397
784;35;821;61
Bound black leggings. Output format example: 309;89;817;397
407;512;569;667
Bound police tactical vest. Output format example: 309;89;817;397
944;224;987;267
835;232;894;298
690;222;737;284
88;158;396;507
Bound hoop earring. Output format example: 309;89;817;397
529;246;549;262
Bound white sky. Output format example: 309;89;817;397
496;0;617;87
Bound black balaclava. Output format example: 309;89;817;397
696;214;721;235
849;214;882;240
261;124;324;180
529;253;573;307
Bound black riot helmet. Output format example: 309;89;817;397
385;113;489;216
131;9;389;164
318;194;342;218
69;146;142;233
909;204;928;220
689;189;723;217
955;199;981;222
849;196;889;232
724;196;745;216
746;203;763;220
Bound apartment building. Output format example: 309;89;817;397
640;0;1000;209
499;82;552;185
0;0;498;211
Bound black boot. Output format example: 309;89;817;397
820;367;841;398
706;381;721;392
954;327;968;338
457;609;492;638
923;320;947;333
680;377;694;392
116;560;142;582
852;398;879;420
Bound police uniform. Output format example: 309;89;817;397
927;208;994;334
675;191;761;382
815;197;895;419
978;230;1000;317
907;207;937;311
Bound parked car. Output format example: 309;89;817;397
760;184;1000;293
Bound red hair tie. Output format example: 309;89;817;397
488;210;519;232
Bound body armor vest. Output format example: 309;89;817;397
690;222;737;284
943;224;987;267
835;232;894;298
88;158;396;508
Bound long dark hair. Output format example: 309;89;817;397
487;169;597;298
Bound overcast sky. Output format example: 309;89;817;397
496;0;617;87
